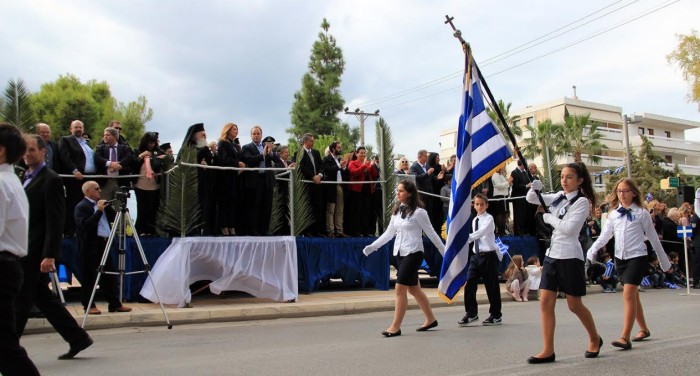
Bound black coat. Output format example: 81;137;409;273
58;136;87;174
217;139;242;198
242;142;280;190
74;198;116;256
321;154;349;204
510;167;529;197
24;167;65;264
94;143;134;175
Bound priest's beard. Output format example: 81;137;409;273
195;138;207;149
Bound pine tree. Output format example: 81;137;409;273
289;19;348;145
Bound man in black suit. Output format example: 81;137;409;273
74;180;131;315
58;120;97;236
272;145;295;235
410;149;439;214
36;123;61;171
98;120;130;147
94;127;134;205
322;141;349;238
298;133;325;237
242;126;280;235
510;160;530;236
15;134;93;360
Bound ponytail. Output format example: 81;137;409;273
568;162;596;208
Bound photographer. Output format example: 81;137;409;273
74;181;131;315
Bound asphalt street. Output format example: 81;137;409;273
20;289;700;376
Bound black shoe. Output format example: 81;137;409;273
458;315;478;326
58;336;93;360
585;336;603;358
482;316;502;326
527;353;555;364
632;330;650;342
381;330;401;337
611;338;632;350
416;320;438;332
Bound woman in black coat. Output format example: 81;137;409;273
216;123;245;235
426;152;446;236
132;132;165;236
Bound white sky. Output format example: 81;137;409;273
1;0;698;158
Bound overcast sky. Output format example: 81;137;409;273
1;0;698;158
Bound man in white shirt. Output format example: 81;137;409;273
0;123;40;375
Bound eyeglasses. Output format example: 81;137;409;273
401;161;408;164
115;128;122;131
616;189;631;194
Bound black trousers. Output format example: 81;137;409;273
463;251;502;318
0;258;40;376
15;259;90;345
135;188;160;235
512;197;528;236
246;174;273;235
79;241;123;310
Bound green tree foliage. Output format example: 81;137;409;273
667;30;700;104
0;78;36;132
289;18;349;146
486;99;521;138
560;113;608;165
30;74;149;145
521;119;565;191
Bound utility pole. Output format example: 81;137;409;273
344;107;379;146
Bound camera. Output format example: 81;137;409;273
113;186;135;204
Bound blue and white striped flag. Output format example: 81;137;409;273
438;54;511;302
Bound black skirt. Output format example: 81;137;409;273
396;252;424;286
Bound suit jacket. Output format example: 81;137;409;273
58;135;87;174
74;198;116;256
242;142;280;189
94;143;134;175
24;166;65;264
410;161;435;194
45;140;62;171
298;148;323;180
321;154;348;203
510;167;529;197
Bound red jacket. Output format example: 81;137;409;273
348;159;379;193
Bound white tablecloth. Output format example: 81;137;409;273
140;236;297;307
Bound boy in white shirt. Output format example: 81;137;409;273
459;194;503;326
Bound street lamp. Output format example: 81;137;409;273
623;113;643;178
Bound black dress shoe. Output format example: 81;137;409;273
611;338;632;350
416;320;438;332
58;336;93;360
527;353;555;364
381;330;401;337
585;336;603;358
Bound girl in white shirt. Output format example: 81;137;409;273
526;162;602;364
363;179;445;337
587;178;671;350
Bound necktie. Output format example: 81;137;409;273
399;205;407;219
474;218;480;253
109;146;117;162
617;207;633;221
307;149;316;174
551;194;567;207
422;164;427;173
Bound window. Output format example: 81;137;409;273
665;131;671;138
638;127;645;135
665;155;672;163
526;117;534;127
647;128;654;136
594;175;603;185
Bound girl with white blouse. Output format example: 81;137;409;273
363;179;445;337
526;162;602;364
587;178;671;350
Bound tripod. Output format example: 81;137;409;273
81;195;172;329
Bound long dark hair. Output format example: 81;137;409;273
392;179;424;217
565;162;596;208
138;132;160;153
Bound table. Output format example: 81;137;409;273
140;236;298;307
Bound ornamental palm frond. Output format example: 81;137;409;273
1;78;36;132
157;148;202;236
375;117;396;232
560;114;608;165
290;149;314;236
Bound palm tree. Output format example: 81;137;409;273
1;78;36;132
560;114;608;164
487;99;522;138
521;119;565;191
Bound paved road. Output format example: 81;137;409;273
21;289;700;376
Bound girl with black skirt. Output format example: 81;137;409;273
587;178;671;349
363;180;445;337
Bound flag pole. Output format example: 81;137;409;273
444;15;549;212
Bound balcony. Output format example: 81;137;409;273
558;154;624;169
629;134;700;157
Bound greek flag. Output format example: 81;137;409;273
437;54;511;302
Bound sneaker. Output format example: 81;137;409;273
458;315;479;326
482;316;502;326
603;288;612;293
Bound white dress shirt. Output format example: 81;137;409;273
587;203;671;271
363;207;445;257
468;212;502;261
0;164;29;257
526;189;589;260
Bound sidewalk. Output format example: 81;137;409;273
24;281;605;334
